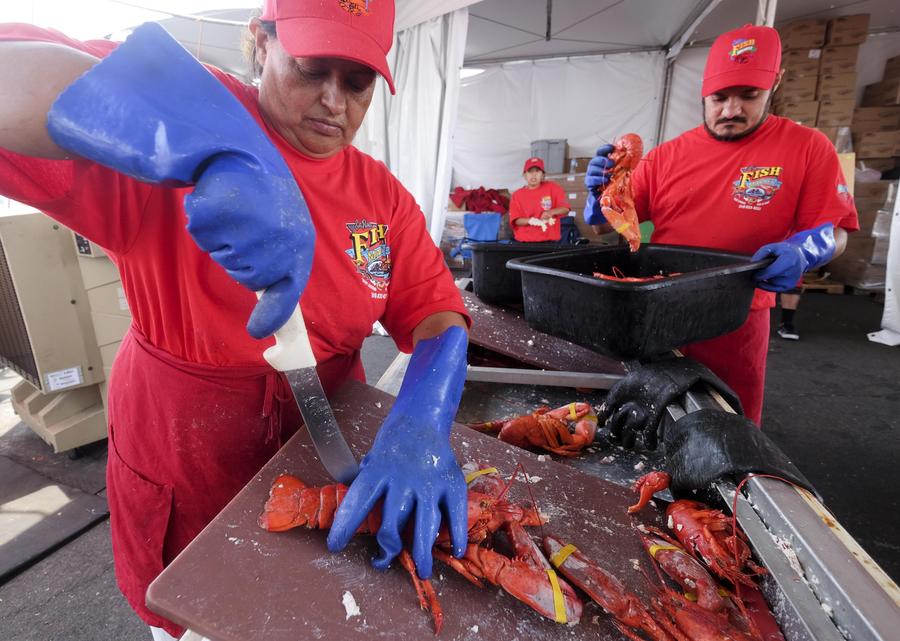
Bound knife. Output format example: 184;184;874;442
257;295;359;484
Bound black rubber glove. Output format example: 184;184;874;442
597;357;743;450
663;409;817;499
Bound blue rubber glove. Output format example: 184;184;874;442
583;144;615;225
751;223;836;292
327;326;469;579
46;22;313;338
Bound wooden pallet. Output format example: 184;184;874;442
801;275;846;294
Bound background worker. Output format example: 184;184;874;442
509;156;570;242
777;290;802;340
587;24;858;432
0;1;471;638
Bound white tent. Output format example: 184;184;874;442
4;1;900;238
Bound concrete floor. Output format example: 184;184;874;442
0;291;897;640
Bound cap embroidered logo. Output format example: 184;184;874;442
339;0;371;17
729;38;756;63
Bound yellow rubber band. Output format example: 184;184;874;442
718;587;731;597
684;592;697;601
568;403;577;420
545;569;567;623
464;467;498;484
614;222;631;233
549;543;578;568
648;544;681;558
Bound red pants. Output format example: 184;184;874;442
681;308;769;425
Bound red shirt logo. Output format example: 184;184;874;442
732;165;783;210
345;220;391;298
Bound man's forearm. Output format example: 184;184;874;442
829;226;848;260
411;311;468;345
0;42;97;159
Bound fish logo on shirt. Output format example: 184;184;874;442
345;220;391;299
732;166;783;210
541;196;553;211
729;38;756;63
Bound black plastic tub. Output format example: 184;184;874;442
506;244;770;360
470;242;572;304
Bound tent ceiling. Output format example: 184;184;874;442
463;0;900;65
136;0;899;76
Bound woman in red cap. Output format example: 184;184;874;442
0;2;472;638
508;156;571;242
586;24;858;441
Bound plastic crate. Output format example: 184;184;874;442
530;139;568;174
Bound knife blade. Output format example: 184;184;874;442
257;295;359;484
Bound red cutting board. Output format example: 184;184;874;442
146;380;661;641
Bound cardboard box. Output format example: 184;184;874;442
854;180;896;211
779;18;828;49
853;131;900;159
838;152;855;194
839;235;889;265
563;189;589;210
862;78;900;107
816;99;855;126
852;106;900;134
776;100;819;124
783;48;822;77
885;55;900;81
565;157;592;173
826;14;870;46
828;256;885;290
546;172;587;190
858;158;897;172
775;75;818;103
819;45;859;75
817;73;857;102
815;126;839;144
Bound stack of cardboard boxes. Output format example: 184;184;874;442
545;155;600;241
828;53;900;291
856;54;900;172
828;180;895;290
775;14;868;142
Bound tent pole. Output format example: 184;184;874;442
756;0;778;27
654;0;721;146
654;58;675;146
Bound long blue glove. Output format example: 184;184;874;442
327;326;469;579
751;223;836;292
46;22;313;338
583;144;615;225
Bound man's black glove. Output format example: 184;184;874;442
597;356;743;450
663;409;817;499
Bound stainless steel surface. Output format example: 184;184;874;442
465;365;622;388
285;368;359;485
746;478;900;641
676;387;900;641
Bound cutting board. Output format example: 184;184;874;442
146;380;662;641
462;290;625;375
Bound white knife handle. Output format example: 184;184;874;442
255;292;316;372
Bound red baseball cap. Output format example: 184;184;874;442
261;0;395;94
523;157;545;172
702;24;781;97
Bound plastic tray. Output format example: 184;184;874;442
506;244;769;359
470;242;572;304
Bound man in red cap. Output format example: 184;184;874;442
0;2;473;639
509;156;571;241
585;24;858;437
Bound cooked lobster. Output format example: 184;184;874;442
598;133;644;252
467;402;598;457
258;466;582;632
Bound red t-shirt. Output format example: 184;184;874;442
631;116;858;309
509;181;568;242
0;33;468;391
